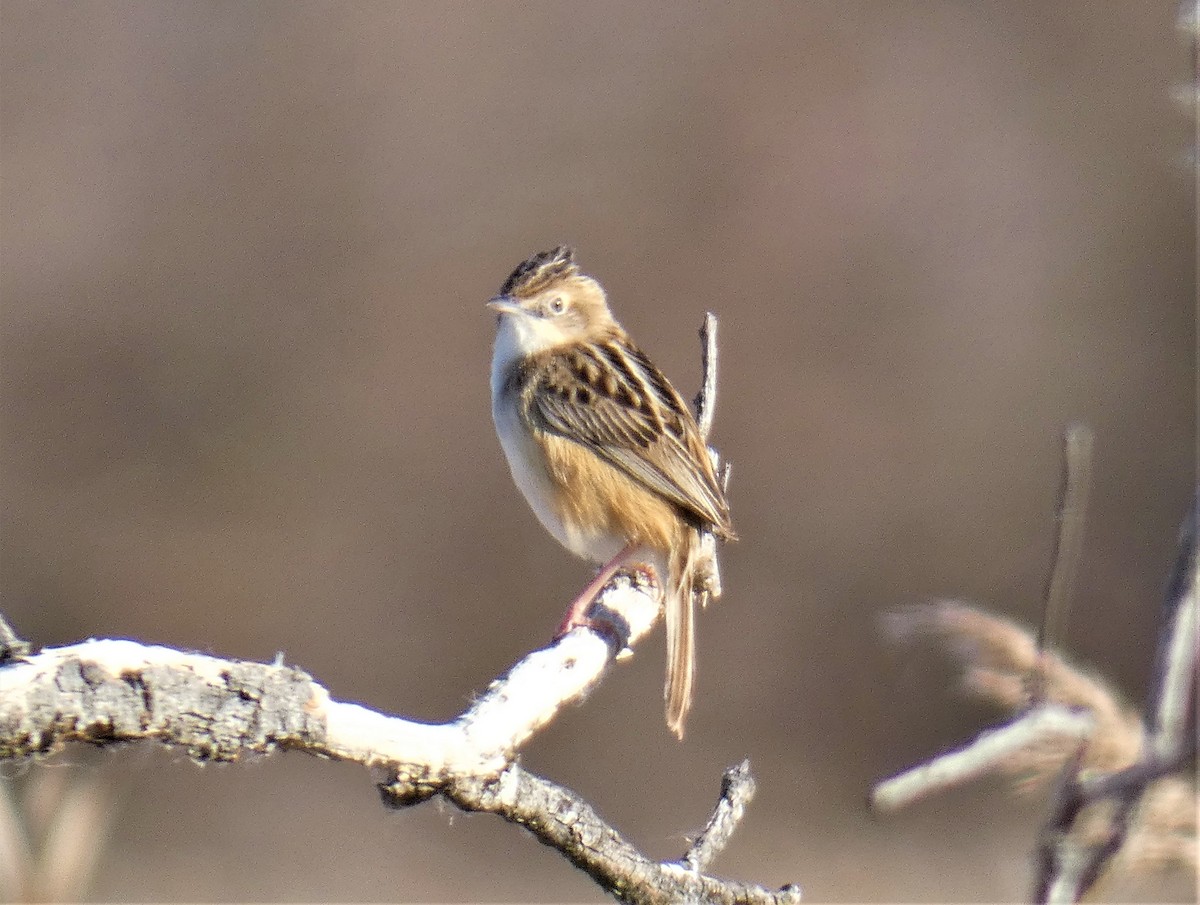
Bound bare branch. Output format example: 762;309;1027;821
880;602;1144;777
694;312;719;442
0;571;793;901
0;574;660;770
1035;423;1094;664
878;599;1196;900
1148;496;1198;759
871;705;1094;813
426;763;799;905
1150;567;1196;761
1033;497;1200;902
693;312;727;605
684;759;758;873
875;490;1198;903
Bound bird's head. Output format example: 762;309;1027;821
488;247;615;358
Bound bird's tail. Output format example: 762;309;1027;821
664;530;702;739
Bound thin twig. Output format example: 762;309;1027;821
694;312;719;441
692;311;727;604
1035;424;1094;669
871;705;1094;813
874;437;1196;902
1148;495;1198;758
683;759;757;873
1077;741;1197;802
432;763;798;905
1034;497;1200;901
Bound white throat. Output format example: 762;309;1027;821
490;311;570;396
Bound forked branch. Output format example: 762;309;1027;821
0;571;795;903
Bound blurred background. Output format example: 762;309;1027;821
1;1;1194;901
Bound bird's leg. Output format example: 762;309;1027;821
555;542;641;637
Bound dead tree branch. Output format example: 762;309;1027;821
693;312;727;605
0;571;797;903
872;433;1197;904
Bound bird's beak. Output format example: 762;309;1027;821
486;296;522;316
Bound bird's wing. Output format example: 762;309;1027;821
527;339;733;536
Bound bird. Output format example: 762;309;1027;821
487;246;735;737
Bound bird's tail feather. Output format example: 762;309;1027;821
665;532;700;739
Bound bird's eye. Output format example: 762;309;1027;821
547;296;566;315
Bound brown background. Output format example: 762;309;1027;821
1;1;1194;901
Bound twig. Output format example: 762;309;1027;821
1035;424;1093;679
684;759;758;873
1034;496;1200;902
1035;776;1140;905
692;312;729;605
871;705;1094;813
694;312;719;441
1077;741;1197;802
1148;494;1198;758
428;763;798;905
873;427;1196;902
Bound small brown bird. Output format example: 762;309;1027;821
488;246;734;737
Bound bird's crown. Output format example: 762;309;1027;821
500;246;579;298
